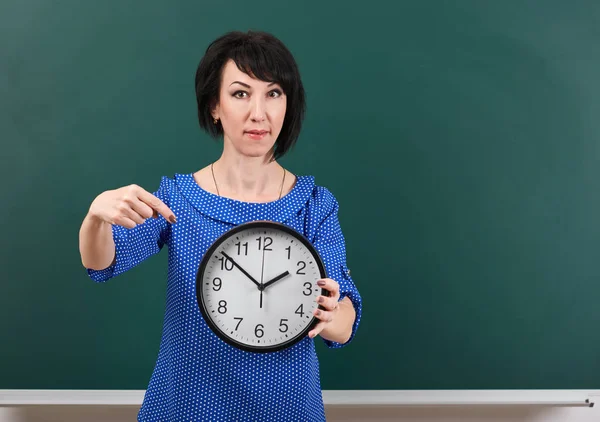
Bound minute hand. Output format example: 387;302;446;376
262;271;291;290
220;252;261;289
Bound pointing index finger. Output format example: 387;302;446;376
137;189;177;224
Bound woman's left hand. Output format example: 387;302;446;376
308;278;341;339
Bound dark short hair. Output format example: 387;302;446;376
194;30;306;160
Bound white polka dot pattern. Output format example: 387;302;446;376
86;173;363;421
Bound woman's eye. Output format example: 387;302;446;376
233;89;282;99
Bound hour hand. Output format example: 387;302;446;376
262;271;291;290
220;252;261;289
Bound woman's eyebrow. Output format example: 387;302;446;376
229;81;279;88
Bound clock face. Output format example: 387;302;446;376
196;221;327;353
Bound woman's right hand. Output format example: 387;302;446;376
88;184;177;229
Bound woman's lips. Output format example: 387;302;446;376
245;131;269;140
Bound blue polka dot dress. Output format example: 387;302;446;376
86;173;363;422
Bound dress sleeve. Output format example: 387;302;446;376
311;189;363;349
86;177;172;282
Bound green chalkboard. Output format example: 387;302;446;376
2;0;600;390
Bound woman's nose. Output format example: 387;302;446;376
250;97;266;122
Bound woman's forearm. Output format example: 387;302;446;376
79;213;115;270
319;297;356;344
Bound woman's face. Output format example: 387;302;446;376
212;59;287;159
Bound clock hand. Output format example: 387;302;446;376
262;271;291;290
260;244;265;308
220;252;261;289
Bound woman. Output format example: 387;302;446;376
79;30;362;422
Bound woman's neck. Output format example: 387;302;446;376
212;153;284;201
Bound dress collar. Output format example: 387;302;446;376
173;173;315;225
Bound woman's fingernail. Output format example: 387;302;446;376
317;280;325;286
315;310;321;316
169;215;177;224
318;297;324;304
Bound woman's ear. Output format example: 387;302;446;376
210;98;219;120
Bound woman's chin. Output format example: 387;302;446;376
225;135;277;159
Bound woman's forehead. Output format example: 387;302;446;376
221;60;278;89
